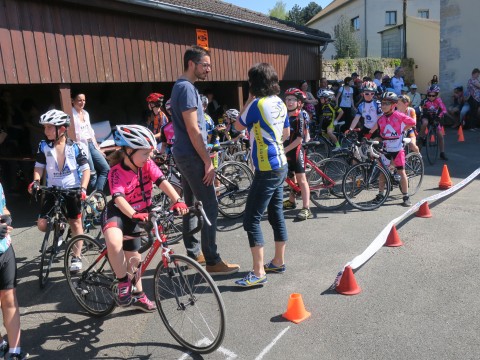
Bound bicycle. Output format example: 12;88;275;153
64;202;226;354
35;186;81;289
342;139;424;211
285;141;348;210
310;120;350;158
80;190;107;241
423;116;441;165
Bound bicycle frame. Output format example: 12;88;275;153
285;156;337;193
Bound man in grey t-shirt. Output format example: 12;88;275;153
170;46;239;276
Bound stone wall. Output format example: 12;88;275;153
322;57;415;85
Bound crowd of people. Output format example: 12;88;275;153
2;45;480;356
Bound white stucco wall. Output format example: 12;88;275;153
440;0;480;106
310;0;440;60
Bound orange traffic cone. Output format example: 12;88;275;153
439;164;453;189
335;266;361;295
385;225;403;247
441;126;446;136
430;134;435;142
416;202;432;218
458;126;465;142
282;293;311;324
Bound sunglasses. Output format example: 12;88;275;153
363;92;375;96
427;94;437;98
381;101;394;106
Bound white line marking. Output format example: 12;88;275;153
178;337;238;359
254;326;291;360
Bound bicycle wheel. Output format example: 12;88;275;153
82;190;107;241
217;161;253;218
311;136;331;159
39;220;58;289
154;254;225;354
405;152;424;196
309;158;348;210
343;162;391;211
64;235;116;317
425;125;439;165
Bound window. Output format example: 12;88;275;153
418;10;429;19
385;11;397;25
351;16;360;31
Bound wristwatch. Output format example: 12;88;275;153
175;197;184;204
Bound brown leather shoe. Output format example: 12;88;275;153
195;253;206;265
206;260;240;275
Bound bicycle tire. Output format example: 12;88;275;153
309;158;348;210
39;220;57;289
154;254;226;354
405;152;424;196
82;190;107;241
217;161;253;218
343;162;391;211
64;235;116;317
425;125;439;165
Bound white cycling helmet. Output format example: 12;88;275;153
225;109;240;121
39;109;70;127
114;125;157;149
317;90;335;100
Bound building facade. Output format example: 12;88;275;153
307;0;439;60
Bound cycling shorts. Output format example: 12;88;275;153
321;119;334;132
101;201;146;252
40;192;82;220
0;246;17;290
384;150;405;170
286;146;305;174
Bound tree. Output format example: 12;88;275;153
269;1;287;20
333;15;360;58
286;2;322;25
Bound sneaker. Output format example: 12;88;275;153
0;341;8;358
402;195;412;207
283;199;296;210
264;260;286;274
69;257;82;273
440;152;448;160
235;271;267;287
113;278;132;307
332;146;342;152
6;352;29;360
372;193;385;204
194;253;206;265
206;260;240;276
296;208;313;220
131;293;157;313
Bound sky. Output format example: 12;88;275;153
221;0;332;15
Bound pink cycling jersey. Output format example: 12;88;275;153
422;98;447;118
377;110;415;152
109;158;163;212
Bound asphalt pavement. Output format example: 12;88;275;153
4;127;480;360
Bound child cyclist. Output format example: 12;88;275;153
318;90;343;151
102;125;188;312
396;95;420;153
28;110;90;273
0;183;29;360
282;88;311;220
418;85;448;160
366;92;416;207
347;81;383;139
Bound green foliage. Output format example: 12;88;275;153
357;58;384;77
269;1;287;20
390;59;402;68
334;59;345;72
286;2;322;25
346;59;354;71
333;15;360;58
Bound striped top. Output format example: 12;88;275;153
239;96;289;171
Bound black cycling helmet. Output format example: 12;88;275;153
380;91;398;103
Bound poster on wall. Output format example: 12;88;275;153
196;29;209;50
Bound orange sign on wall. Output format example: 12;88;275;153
196;29;209;50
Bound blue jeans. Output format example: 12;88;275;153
88;141;110;192
243;166;288;247
174;154;221;266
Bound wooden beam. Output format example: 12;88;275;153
58;84;75;140
236;82;244;111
